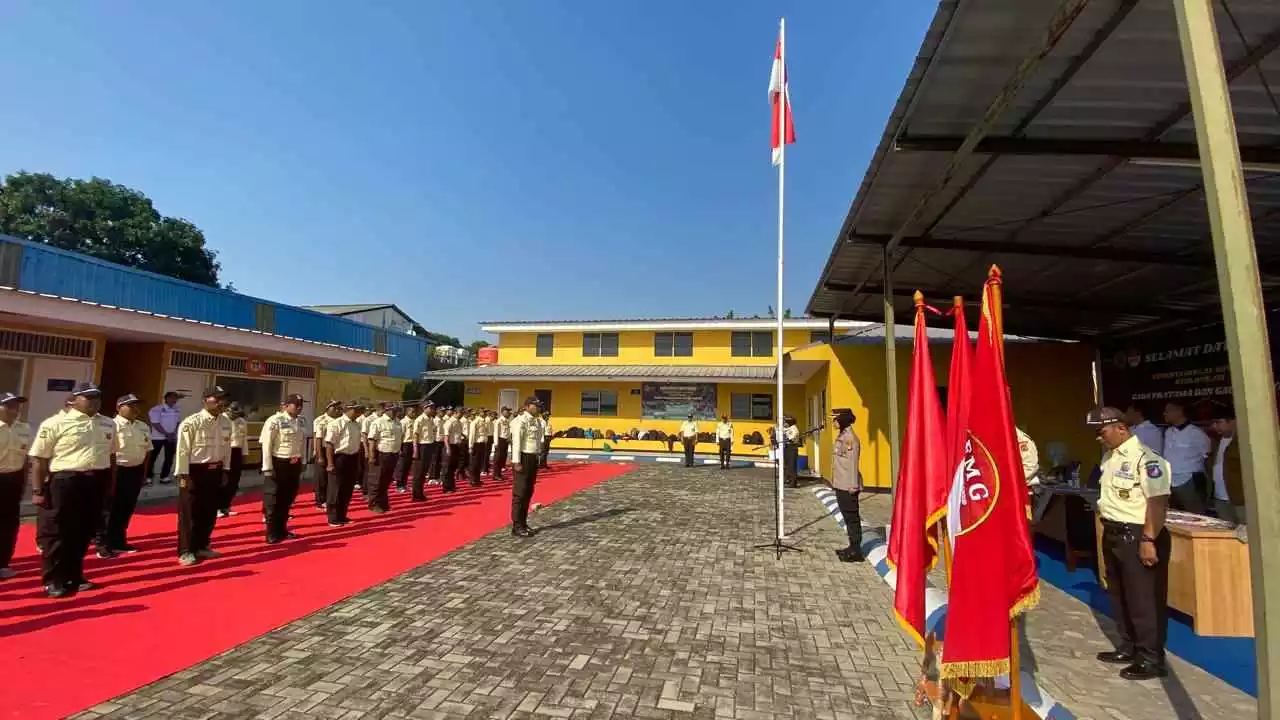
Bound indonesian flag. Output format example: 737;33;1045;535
887;292;948;647
769;32;795;166
941;266;1040;686
938;296;973;531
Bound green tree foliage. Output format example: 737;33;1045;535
0;172;221;286
468;340;491;354
422;331;462;348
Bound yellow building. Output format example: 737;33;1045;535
424;317;1097;487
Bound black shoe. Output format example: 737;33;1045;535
75;580;99;592
411;495;428;502
286;531;300;539
45;584;70;598
115;544;142;554
1097;650;1135;665
835;548;864;563
512;526;534;538
266;537;283;545
96;546;116;559
1120;661;1168;680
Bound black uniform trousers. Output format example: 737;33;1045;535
429;441;445;479
492;438;510;481
468;443;486;486
512;452;540;529
327;453;359;523
312;454;328;507
718;439;732;468
150;439;176;480
539;439;551;469
39;470;108;588
413;443;437;499
263;459;302;542
443;443;465;491
783;445;799;487
0;469;28;569
370;451;397;511
396;443;414;490
100;464;146;550
1101;520;1170;666
834;488;863;552
482;439;493;474
219;447;244;512
356;446;367;494
683;437;696;467
177;463;222;556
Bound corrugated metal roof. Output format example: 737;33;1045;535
806;0;1280;340
305;304;395;315
423;364;777;381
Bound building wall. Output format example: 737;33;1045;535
341;307;415;335
100;342;167;411
0;318;105;424
317;369;409;408
495;329;821;366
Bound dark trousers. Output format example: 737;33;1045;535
101;464;146;550
683;438;696;467
357;448;367;492
0;470;27;568
493;438;510;480
150;439;176;480
370;451;397;510
219;448;244;512
178;463;222;555
718;439;732;468
482;440;493;474
1170;482;1205;514
263;460;302;542
539;439;551;469
413;443;437;499
327;453;359;523
512;452;540;528
834;488;863;552
39;471;108;588
1102;522;1170;665
468;443;486;485
784;446;799;486
429;442;444;479
396;443;414;489
1192;471;1210;505
444;443;465;490
312;456;328;507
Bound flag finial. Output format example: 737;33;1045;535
987;265;1003;280
913;290;925;307
953;296;964;309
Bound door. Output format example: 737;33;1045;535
534;389;552;414
286;380;316;429
499;388;519;412
162;369;209;419
27;358;95;425
807;392;825;477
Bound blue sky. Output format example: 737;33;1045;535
1;1;934;343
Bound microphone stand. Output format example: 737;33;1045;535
752;423;823;559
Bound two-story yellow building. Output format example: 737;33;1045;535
423;315;1100;490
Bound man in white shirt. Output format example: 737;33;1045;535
148;391;184;484
1162;400;1211;514
1125;403;1164;455
678;415;699;468
715;416;734;470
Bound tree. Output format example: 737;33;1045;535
468;340;491;354
0;172;221;286
725;310;735;319
784;308;792;318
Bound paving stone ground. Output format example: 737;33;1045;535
75;465;930;720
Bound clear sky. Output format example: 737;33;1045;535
1;1;934;344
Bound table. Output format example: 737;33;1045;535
1166;513;1254;638
1032;486;1099;572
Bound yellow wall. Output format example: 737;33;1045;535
100;342;167;409
317;369;409;407
0;319;106;422
496;329;821;366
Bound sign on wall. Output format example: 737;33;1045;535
640;383;717;420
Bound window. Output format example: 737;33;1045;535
810;330;832;344
536;333;554;357
580;390;618;417
731;331;774;357
582;332;619;357
654;332;694;357
534;389;553;414
730;393;774;420
215;375;284;423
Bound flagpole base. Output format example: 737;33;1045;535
752;537;803;560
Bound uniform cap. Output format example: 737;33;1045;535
324;399;341;410
343;401;362;409
422;400;434;408
72;382;101;397
285;393;306;405
116;393;141;406
204;386;230;399
0;392;28;404
523;397;540;407
500;406;510;412
1085;406;1126;427
228;402;244;414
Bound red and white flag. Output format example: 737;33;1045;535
769;29;795;166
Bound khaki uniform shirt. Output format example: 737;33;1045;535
358;413;376;439
679;421;699;439
174;409;231;476
229;417;248;450
715;422;733;440
0;419;31;474
313;414;336;458
469;417;488;448
413;414;438;444
784;425;800;443
399;415;417;443
510;412;544;456
325;415;363;455
30;409;118;473
541;418;553;440
113;415;152;468
1016;427;1039;483
443;417;465;444
1097;435;1171;526
368;414;405;454
260;411;306;472
830;426;862;492
495;416;512;440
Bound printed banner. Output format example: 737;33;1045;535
640;383;717;420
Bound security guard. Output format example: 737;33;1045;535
33;397;73;557
29;383;118;596
829;408;864;562
679;414;699;467
1016;426;1041;488
261;393;307;543
509;397;545;537
539;411;553;469
442;407;465;492
468;409;488;487
1090;406;1172;681
312;400;342;508
0;392;30;580
411;402;438;500
715;415;734;469
783;416;801;487
366;403;404;512
482;409;496;475
457;408;471;482
492;407;513;482
324;402;364;525
219;402;248;518
356;404;378;496
98;394;150;556
175;387;231;566
428;405;447;483
397;403;418;493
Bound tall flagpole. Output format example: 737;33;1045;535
775;16;787;542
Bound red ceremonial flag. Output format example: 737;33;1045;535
938;296;973;531
941;266;1040;683
887;292;948;647
768;30;795;166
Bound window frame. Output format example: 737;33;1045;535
579;389;619;417
731;331;774;358
535;333;554;357
730;392;774;421
582;332;620;358
654;331;694;357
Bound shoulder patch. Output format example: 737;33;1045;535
1144;460;1163;479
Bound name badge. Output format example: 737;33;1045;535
1117;489;1131;500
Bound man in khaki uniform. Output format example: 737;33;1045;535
260;394;307;544
492;407;513;482
679;414;699;468
715;415;734;470
175;387;232;566
468;410;488;487
1090;406;1172;681
97;394;150;556
828;408;863;562
396;403;418;493
312;400;341;508
29;383;118;596
509;398;545;537
324;402;364;525
442;408;465;492
219;402;248;519
539;411;553;469
366;404;404;512
1016;426;1041;488
411;402;438;500
0;392;30;580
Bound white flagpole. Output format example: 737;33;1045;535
775;16;787;541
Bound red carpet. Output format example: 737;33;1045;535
0;462;630;720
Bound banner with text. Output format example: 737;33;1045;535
640;383;717;420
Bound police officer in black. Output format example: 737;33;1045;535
1090;406;1173;681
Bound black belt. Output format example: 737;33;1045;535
189;461;223;469
53;469;104;477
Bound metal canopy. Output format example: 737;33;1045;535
806;0;1280;340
